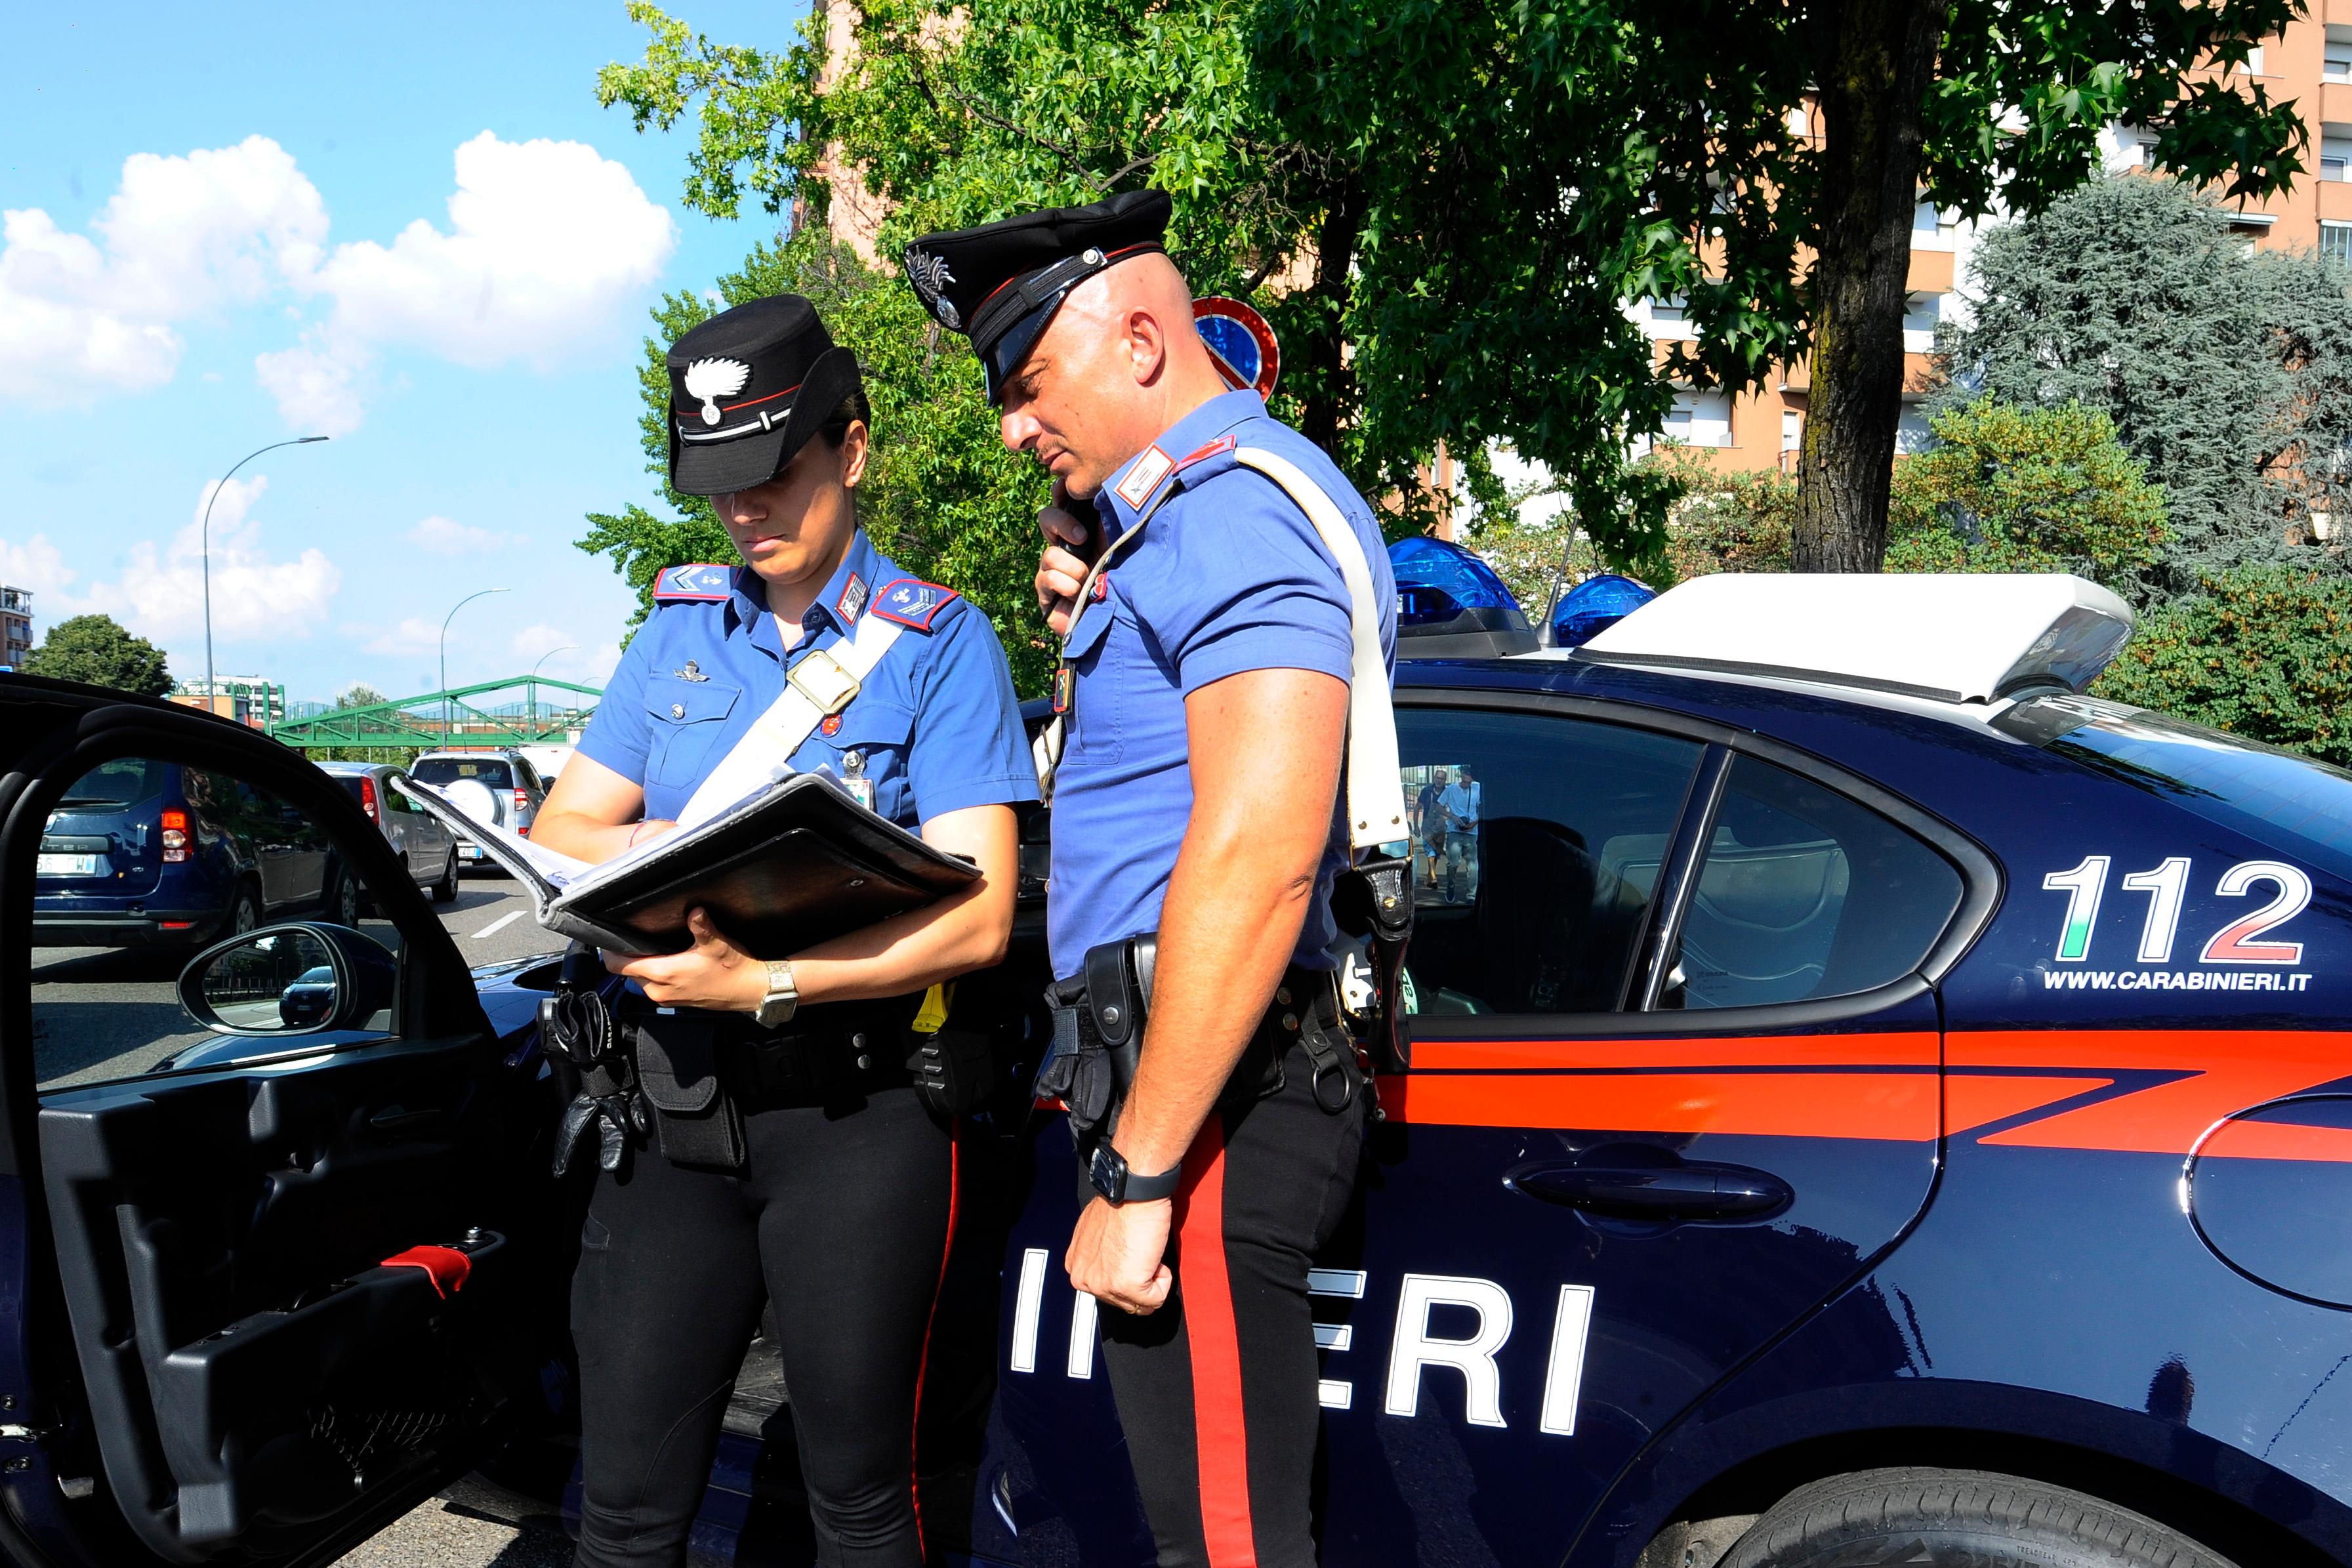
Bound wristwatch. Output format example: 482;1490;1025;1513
753;958;798;1029
1089;1142;1181;1206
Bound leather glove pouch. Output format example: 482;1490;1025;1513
907;1027;997;1119
632;1010;747;1172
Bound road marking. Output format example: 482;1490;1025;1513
472;910;525;941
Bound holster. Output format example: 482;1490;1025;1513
631;1008;747;1172
906;1028;996;1119
1331;854;1414;1073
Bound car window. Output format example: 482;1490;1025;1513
1661;754;1962;1011
413;756;514;790
1397;707;1704;1015
32;755;407;1091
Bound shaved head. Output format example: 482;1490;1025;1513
997;253;1236;497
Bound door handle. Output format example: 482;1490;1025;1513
368;1105;443;1130
1504;1159;1792;1222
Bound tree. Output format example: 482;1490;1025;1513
2095;564;2352;766
1884;399;2170;599
1939;173;2352;588
22;615;172;697
321;684;409;764
581;230;1062;691
598;0;2303;589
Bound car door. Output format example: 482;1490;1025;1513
973;690;1990;1567
1;684;567;1567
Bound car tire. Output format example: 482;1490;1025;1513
432;847;459;903
1722;1468;2241;1568
228;882;261;939
329;870;361;928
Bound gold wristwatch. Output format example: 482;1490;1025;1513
754;958;798;1029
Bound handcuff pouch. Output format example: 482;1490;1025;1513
1331;854;1414;1073
906;1028;997;1119
632;1009;747;1172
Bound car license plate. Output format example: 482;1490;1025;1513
461;845;483;860
38;853;103;877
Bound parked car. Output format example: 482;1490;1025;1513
14;561;2352;1568
314;760;461;903
408;749;549;869
32;754;365;949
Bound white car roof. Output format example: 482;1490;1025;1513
1575;572;2134;705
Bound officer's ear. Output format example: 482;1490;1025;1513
836;419;871;490
1124;307;1171;389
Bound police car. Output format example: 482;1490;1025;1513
5;556;2351;1568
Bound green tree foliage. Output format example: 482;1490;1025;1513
1883;400;2171;597
320;684;412;764
1940;174;2352;586
580;232;1060;691
22;614;172;697
598;0;2303;592
2095;564;2352;766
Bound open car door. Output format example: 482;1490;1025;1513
0;680;569;1567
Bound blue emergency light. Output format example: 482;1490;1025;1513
1552;572;1656;648
1388;536;1538;658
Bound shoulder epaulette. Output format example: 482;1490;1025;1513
653;563;735;603
1174;433;1237;472
871;577;961;631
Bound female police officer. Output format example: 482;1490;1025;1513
531;294;1037;1568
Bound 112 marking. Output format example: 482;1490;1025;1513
2044;856;2311;966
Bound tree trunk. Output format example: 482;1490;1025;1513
1793;0;1949;572
1300;180;1365;458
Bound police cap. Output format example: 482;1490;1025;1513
901;189;1172;402
664;295;864;497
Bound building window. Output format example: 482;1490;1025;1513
1661;391;1734;449
2327;37;2352;81
1649;297;1685;323
1781;409;1802;453
2324;224;2352;268
2241;44;2265;75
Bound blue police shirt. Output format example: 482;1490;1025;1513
1048;388;1397;980
577;528;1038;831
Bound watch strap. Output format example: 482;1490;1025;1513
1120;1159;1182;1203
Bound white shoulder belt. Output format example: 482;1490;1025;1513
676;609;909;827
1035;445;1407;850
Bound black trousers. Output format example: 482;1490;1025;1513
1096;1037;1367;1568
571;1084;955;1568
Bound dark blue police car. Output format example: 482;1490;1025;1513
5;558;2352;1568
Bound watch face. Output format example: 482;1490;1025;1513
1089;1143;1124;1201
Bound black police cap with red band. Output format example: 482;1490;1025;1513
664;294;864;497
901;190;1172;402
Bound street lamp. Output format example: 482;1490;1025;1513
203;437;328;709
440;588;509;743
527;644;575;735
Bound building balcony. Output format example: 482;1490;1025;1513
1905;247;1954;293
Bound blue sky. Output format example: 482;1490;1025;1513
1;0;799;703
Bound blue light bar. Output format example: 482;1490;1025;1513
1388;536;1537;657
1552;573;1656;648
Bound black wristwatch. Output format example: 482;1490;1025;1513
1089;1142;1181;1205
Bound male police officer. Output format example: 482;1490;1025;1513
902;192;1395;1567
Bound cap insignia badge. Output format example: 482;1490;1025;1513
682;357;752;425
905;248;960;329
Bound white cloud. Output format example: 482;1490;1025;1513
363;617;446;658
0;532;78;602
0;137;325;405
409;514;527;556
60;474;340;646
1;131;673;429
306;133;676;371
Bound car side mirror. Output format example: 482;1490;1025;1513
176;921;398;1037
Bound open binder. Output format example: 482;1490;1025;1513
393;772;980;956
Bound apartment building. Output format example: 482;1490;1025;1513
0;587;31;670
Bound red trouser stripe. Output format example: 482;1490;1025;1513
1178;1117;1257;1566
911;1125;961;1557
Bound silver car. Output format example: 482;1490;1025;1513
314;760;460;903
407;750;550;873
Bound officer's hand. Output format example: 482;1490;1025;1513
1035;488;1094;636
1066;1194;1174;1315
603;906;765;1012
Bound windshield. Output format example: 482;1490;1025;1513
335;777;369;804
58;756;168;810
412;757;513;789
2001;695;2352;885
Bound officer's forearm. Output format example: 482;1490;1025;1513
1113;668;1348;1178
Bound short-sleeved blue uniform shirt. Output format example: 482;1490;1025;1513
577;528;1037;832
1048;388;1396;980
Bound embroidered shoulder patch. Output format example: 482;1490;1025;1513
653;563;735;602
1174;433;1237;470
836;573;869;625
1114;444;1176;510
871;577;960;631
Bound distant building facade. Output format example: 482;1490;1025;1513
0;587;30;671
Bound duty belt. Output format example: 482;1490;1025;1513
1040;934;1358;1148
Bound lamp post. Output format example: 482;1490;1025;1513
527;644;575;735
440;588;509;743
203;436;329;708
